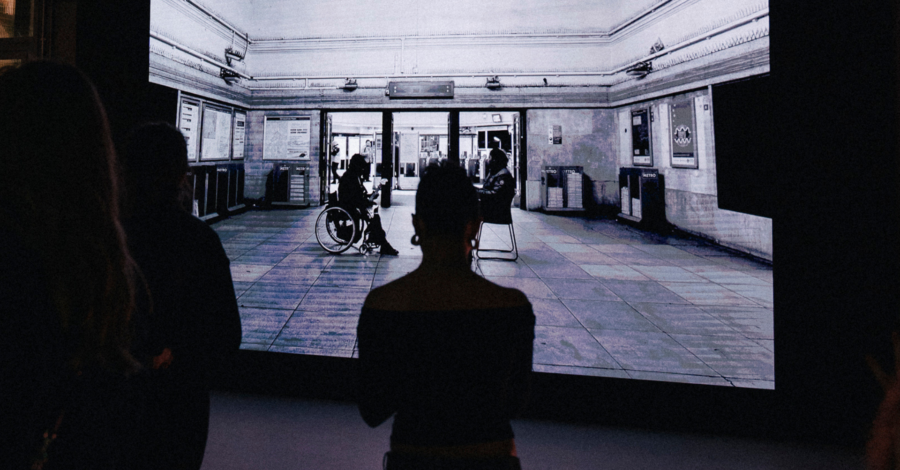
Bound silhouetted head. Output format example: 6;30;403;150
121;122;190;214
0;61;138;373
488;147;509;173
414;162;480;241
348;153;368;175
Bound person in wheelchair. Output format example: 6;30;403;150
339;153;399;256
477;148;515;222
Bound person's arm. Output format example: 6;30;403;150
477;171;512;197
339;174;369;212
356;308;399;427
507;303;535;417
178;224;242;383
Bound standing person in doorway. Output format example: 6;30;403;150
330;140;341;184
363;139;375;182
120;122;242;470
357;163;534;470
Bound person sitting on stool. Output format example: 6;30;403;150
477;148;515;221
339;153;398;256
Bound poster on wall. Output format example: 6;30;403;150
549;125;562;144
200;104;233;161
420;135;440;153
178;98;201;161
631;108;652;166
232;111;246;160
263;116;310;160
670;100;698;168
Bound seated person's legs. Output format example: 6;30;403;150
362;212;398;256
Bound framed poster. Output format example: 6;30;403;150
631;108;653;166
263;116;310;160
420;135;440;153
178;97;201;162
549;125;562;144
200;103;233;161
232;111;246;160
670;99;698;168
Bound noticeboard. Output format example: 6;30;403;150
178;97;201;162
388;81;454;98
232;111;246;160
200;104;233;161
631;108;653;167
263;116;311;160
670;99;698;169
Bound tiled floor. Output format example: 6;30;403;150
213;191;774;389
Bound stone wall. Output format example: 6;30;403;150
244;109;322;206
525;109;620;212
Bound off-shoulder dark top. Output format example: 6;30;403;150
357;305;535;447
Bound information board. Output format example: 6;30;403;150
232;111;246;160
388;81;454;98
178;98;201;161
631;108;652;166
263;116;310;160
200;104;233;161
670;99;698;168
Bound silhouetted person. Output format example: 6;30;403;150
120;122;242;470
357;163;535;470
363;139;375;181
339;153;398;255
0;61;142;469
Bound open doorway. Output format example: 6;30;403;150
391;112;449;190
460;111;522;206
326;112;383;196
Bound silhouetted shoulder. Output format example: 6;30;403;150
363;274;414;311
364;271;530;312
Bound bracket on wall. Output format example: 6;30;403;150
626;61;653;79
220;68;240;84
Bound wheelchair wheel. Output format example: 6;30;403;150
315;206;356;254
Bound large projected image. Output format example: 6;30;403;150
150;0;772;389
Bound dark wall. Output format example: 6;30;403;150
75;1;176;147
713;75;775;219
767;1;900;443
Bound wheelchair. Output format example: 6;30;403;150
315;192;381;255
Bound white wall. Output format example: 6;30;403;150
616;89;772;260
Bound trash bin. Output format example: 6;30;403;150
541;165;584;211
618;167;667;231
272;163;310;206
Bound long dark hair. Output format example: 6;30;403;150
347;153;368;176
0;61;139;373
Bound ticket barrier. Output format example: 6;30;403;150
618;167;667;231
271;163;310;207
189;163;246;220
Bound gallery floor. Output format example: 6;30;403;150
215;191;774;389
